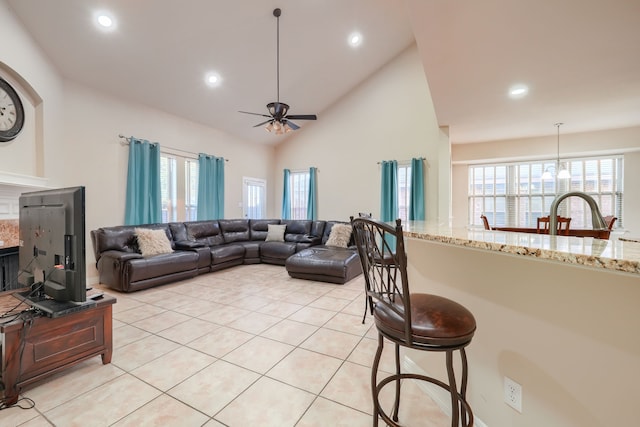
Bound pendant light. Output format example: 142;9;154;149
542;123;571;180
556;123;571;179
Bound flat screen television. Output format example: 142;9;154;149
15;186;95;317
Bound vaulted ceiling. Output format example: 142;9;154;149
7;0;640;145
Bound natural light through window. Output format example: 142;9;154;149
468;156;623;229
185;159;198;221
161;153;198;222
243;177;266;219
398;163;412;223
289;170;310;220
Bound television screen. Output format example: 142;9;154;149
15;186;94;317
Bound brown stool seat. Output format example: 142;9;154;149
351;217;476;427
374;293;476;347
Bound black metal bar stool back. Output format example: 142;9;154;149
351;217;476;427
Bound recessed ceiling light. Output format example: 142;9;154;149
348;32;363;48
509;84;529;98
94;11;117;31
97;15;112;27
205;72;222;88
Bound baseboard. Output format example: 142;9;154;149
402;356;488;427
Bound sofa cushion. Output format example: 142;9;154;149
126;251;198;282
92;227;138;256
261;241;297;260
135;228;174;257
185;220;225;246
219;219;250;243
325;224;353;248
281;220;312;241
232;241;261;260
210;244;245;264
265;224;286;242
250;219;282;241
169;222;189;242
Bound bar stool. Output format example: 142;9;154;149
351;217;476;427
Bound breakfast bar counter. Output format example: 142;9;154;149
401;221;640;276
396;221;640;427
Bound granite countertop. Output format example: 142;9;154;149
401;221;640;276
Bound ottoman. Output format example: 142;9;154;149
285;246;362;284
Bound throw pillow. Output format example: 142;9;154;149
326;223;352;248
265;224;286;242
135;228;173;257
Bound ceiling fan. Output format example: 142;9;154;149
239;8;317;135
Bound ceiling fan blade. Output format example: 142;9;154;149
285;120;300;130
253;119;273;128
239;110;272;118
286;114;317;120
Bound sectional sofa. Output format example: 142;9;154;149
90;219;362;292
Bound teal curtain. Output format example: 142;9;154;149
307;167;318;220
282;169;291;219
124;138;161;225
409;157;425;220
197;154;225;220
380;160;398;222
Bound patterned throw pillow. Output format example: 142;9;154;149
326;223;352;248
135;228;173;257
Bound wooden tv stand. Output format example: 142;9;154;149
0;292;116;405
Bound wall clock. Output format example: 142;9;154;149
0;77;25;143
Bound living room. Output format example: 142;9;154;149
1;1;639;426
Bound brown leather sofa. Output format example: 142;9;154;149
91;219;361;292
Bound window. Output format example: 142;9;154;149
397;163;412;222
185;159;198;221
160;153;198;222
160;155;177;222
468;156;623;228
289;170;310;220
243;177;266;219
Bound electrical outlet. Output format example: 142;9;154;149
504;376;522;413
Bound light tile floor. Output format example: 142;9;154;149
0;264;449;426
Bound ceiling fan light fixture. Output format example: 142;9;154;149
265;122;274;133
273;121;285;135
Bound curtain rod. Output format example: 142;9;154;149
377;157;425;164
289;167;320;173
118;134;229;162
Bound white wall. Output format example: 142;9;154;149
451;126;640;234
275;44;450;223
0;0;64;181
406;237;640;427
